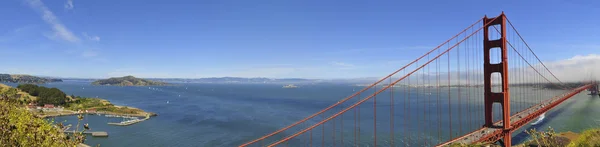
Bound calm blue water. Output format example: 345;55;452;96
4;81;599;146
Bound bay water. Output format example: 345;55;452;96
5;81;599;146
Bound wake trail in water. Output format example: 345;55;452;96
530;112;546;125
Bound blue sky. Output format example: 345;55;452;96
0;0;599;79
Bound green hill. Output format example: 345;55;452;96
0;74;62;84
91;76;168;86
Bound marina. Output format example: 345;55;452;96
57;113;151;139
107;115;150;126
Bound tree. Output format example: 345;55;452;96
17;84;68;106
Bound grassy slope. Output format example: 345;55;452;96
66;98;148;115
0;84;38;101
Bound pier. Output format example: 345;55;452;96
107;115;150;126
64;130;108;137
61;125;108;137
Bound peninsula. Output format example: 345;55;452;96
92;75;168;86
0;73;62;84
1;83;156;118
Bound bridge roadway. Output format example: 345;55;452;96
439;84;592;146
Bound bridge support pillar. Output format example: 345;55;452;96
483;12;511;146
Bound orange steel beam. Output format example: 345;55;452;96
483;12;511;145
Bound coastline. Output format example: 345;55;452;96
36;107;157;118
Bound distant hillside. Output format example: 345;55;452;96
92;76;168;86
149;77;377;84
149;77;316;84
0;74;62;84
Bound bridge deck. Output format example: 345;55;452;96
440;85;590;146
446;96;556;144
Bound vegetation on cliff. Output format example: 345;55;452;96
92;75;168;86
0;74;62;84
567;128;600;146
0;89;83;147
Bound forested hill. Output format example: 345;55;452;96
92;75;168;86
0;74;62;84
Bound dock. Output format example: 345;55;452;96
107;115;150;126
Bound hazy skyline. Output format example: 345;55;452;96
0;0;599;80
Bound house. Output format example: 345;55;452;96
43;104;56;111
87;108;97;113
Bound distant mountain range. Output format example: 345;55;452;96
56;76;381;84
146;77;380;84
0;74;62;84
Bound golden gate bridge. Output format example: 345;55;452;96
240;12;599;147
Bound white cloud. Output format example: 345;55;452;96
543;54;600;82
82;32;100;41
25;0;80;42
64;0;74;10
